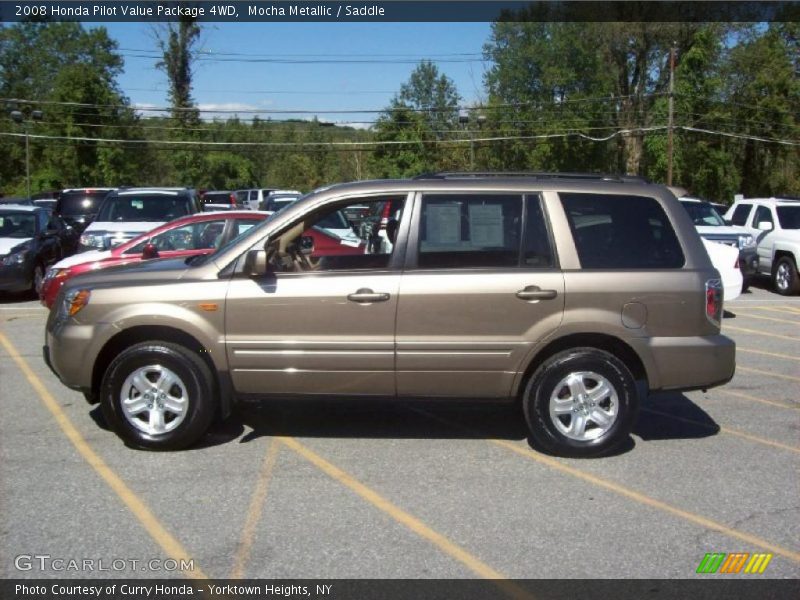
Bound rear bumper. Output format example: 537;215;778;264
631;334;736;392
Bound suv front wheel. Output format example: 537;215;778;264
523;348;638;458
773;256;799;296
100;342;215;450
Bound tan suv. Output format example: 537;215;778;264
44;174;736;457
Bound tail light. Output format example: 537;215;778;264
230;193;236;205
705;278;723;325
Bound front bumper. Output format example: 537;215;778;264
738;247;758;279
630;334;736;392
44;319;102;390
0;263;33;292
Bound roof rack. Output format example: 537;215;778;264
413;171;650;183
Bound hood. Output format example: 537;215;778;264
694;225;748;236
0;237;32;255
64;257;192;292
51;249;111;270
83;221;164;234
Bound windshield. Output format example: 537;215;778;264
777;206;800;229
316;209;349;230
0;213;37;238
97;194;191;223
58;191;109;216
680;201;726;226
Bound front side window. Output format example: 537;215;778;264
753;205;774;228
418;194;522;269
272;196;405;272
561;193;684;269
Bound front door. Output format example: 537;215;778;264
224;195;408;396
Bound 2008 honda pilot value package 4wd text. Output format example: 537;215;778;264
44;174;736;457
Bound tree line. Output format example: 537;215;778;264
1;20;797;202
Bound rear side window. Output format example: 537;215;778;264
730;203;752;226
418;194;522;269
560;193;684;269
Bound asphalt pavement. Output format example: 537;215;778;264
1;279;798;584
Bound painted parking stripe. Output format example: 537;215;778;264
737;366;800;384
738;346;800;363
743;306;800;317
278;436;534;600
0;331;208;580
725;325;798;341
713;388;799;411
230;438;281;579
642;407;800;455
732;312;800;326
409;407;800;565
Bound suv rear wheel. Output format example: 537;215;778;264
773;256;799;296
523;348;638;458
100;342;215;450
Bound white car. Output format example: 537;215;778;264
702;238;742;302
724;197;800;295
78;188;198;252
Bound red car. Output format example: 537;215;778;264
40;210;367;308
40;211;268;309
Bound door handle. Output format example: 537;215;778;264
347;288;390;303
516;285;558;301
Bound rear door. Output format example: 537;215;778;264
396;192;564;398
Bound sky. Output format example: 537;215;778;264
96;22;494;127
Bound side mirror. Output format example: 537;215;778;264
299;235;315;256
244;248;268;276
757;221;773;232
142;243;160;259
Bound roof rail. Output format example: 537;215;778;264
413;171;650;183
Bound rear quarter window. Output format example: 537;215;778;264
560;193;685;269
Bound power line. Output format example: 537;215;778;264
3;125;797;148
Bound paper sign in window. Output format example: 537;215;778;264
425;204;461;244
468;204;504;247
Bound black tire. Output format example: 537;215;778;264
100;341;215;450
523;348;638;458
31;263;44;296
741;279;750;293
773;256;800;296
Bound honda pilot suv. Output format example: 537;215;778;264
44;174;736;457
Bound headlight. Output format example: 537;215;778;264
63;289;91;317
1;249;28;266
79;233;105;249
737;234;755;248
44;267;68;282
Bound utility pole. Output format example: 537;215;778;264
667;44;676;186
10;108;43;199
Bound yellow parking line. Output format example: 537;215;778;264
745;306;800;317
733;312;800;326
738;366;800;384
738;346;800;363
230;438;281;579
713;388;800;411
0;331;208;580
642;407;800;455
279;436;533;600
490;438;800;564
409;407;800;565
725;325;798;342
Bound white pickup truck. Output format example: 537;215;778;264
724;197;800;295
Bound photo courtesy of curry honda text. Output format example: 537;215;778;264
43;173;736;457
